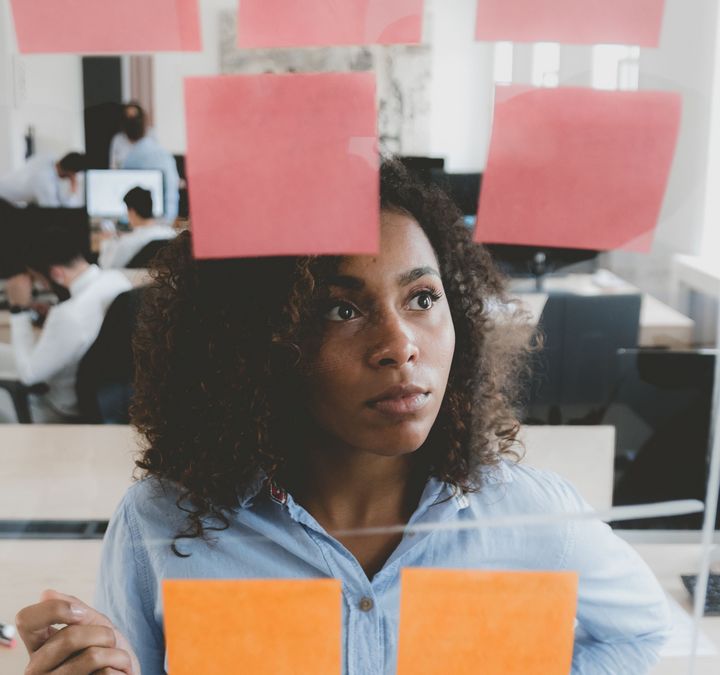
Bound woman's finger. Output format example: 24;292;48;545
26;624;116;673
15;598;88;654
50;646;133;675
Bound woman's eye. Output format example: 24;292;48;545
409;291;439;311
324;302;358;322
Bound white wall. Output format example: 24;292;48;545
0;0;84;173
153;0;235;154
426;0;494;172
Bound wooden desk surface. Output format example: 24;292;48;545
0;541;717;674
637;543;720;674
514;270;695;349
0;425;140;520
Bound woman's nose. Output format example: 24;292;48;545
367;314;419;368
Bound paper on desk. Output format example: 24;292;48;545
396;568;578;674
659;594;719;658
474;0;665;47
9;0;201;53
184;72;380;259
237;0;424;48
474;86;682;253
163;578;342;674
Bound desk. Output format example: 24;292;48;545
509;270;695;349
0;425;139;521
0;541;717;675
521;425;615;511
510;270;695;348
637;543;720;675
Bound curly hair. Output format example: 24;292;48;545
131;158;532;554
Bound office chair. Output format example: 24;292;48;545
524;292;642;424
76;287;144;423
125;239;170;269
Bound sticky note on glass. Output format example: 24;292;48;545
184;72;379;259
397;568;578;675
237;0;424;48
475;86;682;252
9;0;201;53
475;0;665;47
163;578;342;675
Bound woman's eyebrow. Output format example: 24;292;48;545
322;267;440;290
397;266;441;286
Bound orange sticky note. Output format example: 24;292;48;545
397;568;578;675
163;578;342;675
9;0;201;54
184;72;380;259
237;0;424;48
475;86;682;253
475;0;665;47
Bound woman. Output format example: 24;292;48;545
17;160;670;674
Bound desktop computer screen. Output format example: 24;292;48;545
86;169;164;219
605;349;717;530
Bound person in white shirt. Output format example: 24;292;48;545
0;152;86;208
98;187;177;269
0;228;131;422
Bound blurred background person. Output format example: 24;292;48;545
98;187;177;269
0;152;87;208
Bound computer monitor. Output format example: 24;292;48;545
86;169;164;219
604;349;718;530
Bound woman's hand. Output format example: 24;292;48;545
16;589;141;675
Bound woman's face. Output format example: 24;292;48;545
303;210;456;457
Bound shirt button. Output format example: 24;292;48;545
358;596;374;612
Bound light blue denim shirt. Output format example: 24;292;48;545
95;462;671;674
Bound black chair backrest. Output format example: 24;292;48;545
76;287;144;423
527;292;642;415
126;239;170;269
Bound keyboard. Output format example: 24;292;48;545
681;574;720;616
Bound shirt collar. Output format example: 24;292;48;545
69;264;101;297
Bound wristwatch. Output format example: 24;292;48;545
9;305;30;314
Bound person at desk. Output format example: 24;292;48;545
16;161;670;674
98;187;177;269
120;106;179;224
109;102;156;170
0;152;86;208
0;229;130;422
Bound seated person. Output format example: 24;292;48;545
98;187;177;269
16;160;670;672
0;152;86;208
0;229;131;422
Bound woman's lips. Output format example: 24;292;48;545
367;392;430;416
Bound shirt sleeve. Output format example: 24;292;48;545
11;307;83;385
33;167;60;207
95;491;166;675
555;477;672;674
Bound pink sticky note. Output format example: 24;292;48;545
184;72;379;259
10;0;201;54
475;0;665;47
475;86;681;253
237;0;424;48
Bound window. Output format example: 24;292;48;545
592;45;640;91
493;42;513;85
531;42;560;88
